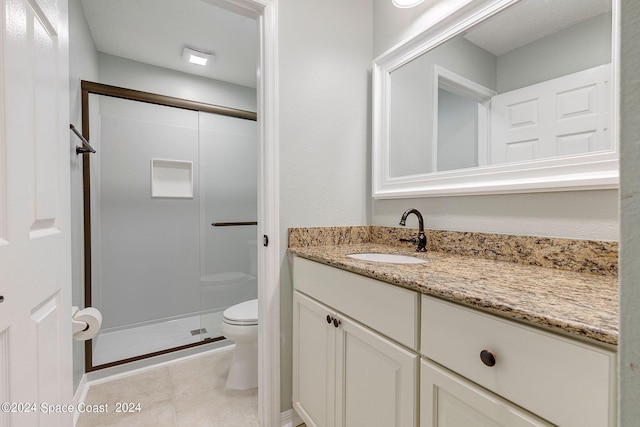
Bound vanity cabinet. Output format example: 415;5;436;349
292;257;419;427
291;256;617;427
421;296;617;427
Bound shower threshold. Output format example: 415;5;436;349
92;310;225;366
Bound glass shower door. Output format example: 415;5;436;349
198;111;259;341
89;95;204;367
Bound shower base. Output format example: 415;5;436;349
92;310;226;366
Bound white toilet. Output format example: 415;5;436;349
221;298;258;390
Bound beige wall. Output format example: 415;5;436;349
278;0;374;411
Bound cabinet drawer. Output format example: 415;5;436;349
293;256;419;350
421;296;615;427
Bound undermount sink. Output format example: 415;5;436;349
346;253;427;264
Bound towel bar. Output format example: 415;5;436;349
70;124;96;155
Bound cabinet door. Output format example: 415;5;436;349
421;360;553;427
293;292;337;427
336;315;418;427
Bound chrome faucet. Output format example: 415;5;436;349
399;208;427;252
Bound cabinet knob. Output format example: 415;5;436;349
480;350;496;367
326;314;333;324
333;318;341;328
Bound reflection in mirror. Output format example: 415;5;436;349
384;0;614;181
437;87;479;171
435;65;495;172
390;33;498;177
390;0;611;177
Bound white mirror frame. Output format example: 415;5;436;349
372;0;620;198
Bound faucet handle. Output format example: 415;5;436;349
400;236;427;252
416;231;427;252
399;238;418;244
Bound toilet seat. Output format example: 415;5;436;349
223;299;258;326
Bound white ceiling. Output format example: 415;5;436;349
464;0;611;56
80;0;259;88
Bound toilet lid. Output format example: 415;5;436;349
223;299;258;325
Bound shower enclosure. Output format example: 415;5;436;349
81;81;258;369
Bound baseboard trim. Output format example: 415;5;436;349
281;408;303;427
72;374;89;427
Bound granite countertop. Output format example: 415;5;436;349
289;240;619;346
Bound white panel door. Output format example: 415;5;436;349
491;64;611;164
0;0;72;426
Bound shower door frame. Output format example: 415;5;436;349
80;80;258;372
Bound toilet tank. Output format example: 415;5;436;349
200;271;257;311
199;239;258;312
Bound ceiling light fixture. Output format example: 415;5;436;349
392;0;425;8
182;46;215;66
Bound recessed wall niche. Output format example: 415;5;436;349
151;158;194;198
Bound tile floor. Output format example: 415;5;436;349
76;348;258;427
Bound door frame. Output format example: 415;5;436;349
214;1;280;424
80;0;281;424
251;2;281;425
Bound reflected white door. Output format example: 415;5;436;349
0;0;72;426
491;64;611;164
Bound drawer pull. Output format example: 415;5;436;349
326;315;333;324
480;350;497;367
333;318;341;328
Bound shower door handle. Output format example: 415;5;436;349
211;221;258;227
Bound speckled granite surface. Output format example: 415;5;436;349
288;227;619;345
290;226;618;275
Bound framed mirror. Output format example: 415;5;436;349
372;0;619;198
